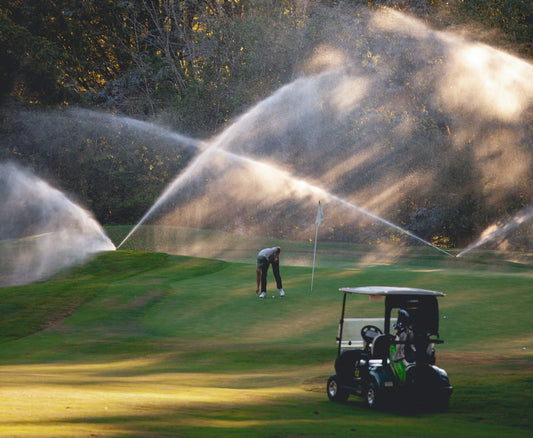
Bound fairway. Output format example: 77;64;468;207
0;248;531;437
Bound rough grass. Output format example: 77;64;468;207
0;248;531;437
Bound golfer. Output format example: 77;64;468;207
256;246;285;298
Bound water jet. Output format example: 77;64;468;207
4;8;533;271
0;162;115;287
118;119;454;257
457;206;533;257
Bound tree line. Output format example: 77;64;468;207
1;1;531;126
0;1;532;248
1;0;309;133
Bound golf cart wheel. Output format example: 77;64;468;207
327;375;349;402
366;381;381;409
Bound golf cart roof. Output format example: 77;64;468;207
339;286;445;297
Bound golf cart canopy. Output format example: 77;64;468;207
339;286;445;297
338;286;444;339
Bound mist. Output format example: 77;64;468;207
122;8;532;257
0;162;115;287
2;6;532;271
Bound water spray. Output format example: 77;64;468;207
118;75;329;250
82;11;533;258
457;205;533;257
119;143;454;257
224;151;455;257
0;162;115;287
117;140;211;249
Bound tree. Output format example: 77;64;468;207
0;0;133;104
0;11;72;104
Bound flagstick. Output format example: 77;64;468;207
311;201;324;292
311;222;319;291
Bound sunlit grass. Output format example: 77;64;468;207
0;357;319;437
1;355;528;437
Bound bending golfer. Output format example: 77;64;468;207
256;246;285;298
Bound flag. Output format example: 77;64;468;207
315;201;324;225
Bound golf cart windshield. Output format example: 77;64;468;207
337;287;444;353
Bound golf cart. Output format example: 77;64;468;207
327;286;452;411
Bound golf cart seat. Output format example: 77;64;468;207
371;334;393;361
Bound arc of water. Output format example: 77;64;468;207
457;205;533;257
119;142;454;257
109;114;203;150
223;151;454;257
117;140;211;249
116;71;453;256
118;75;325;249
69;109;203;151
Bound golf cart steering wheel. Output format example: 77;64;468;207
361;325;383;344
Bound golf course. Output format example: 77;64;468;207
2;1;533;436
0;234;531;437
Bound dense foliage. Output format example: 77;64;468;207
2;1;531;119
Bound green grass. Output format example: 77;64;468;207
0;248;531;437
